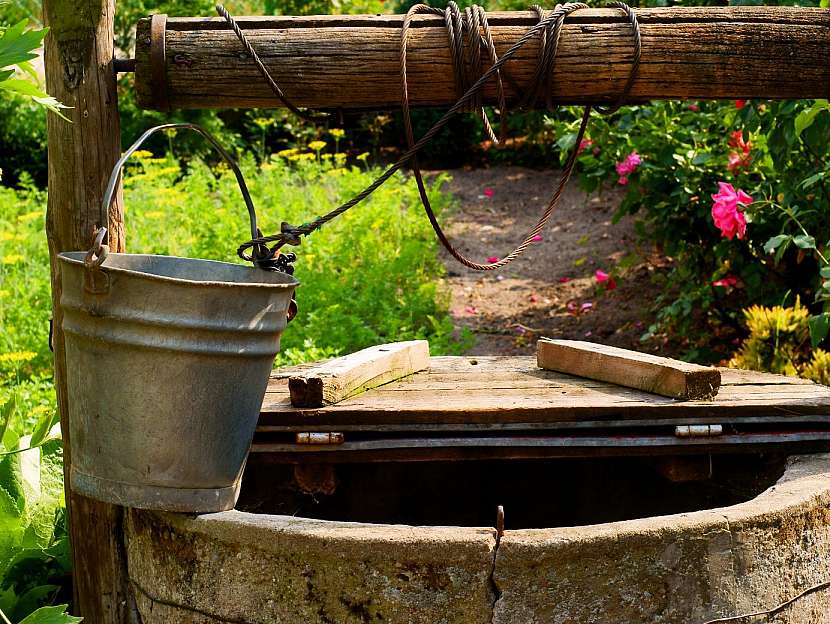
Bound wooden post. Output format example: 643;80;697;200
43;0;132;621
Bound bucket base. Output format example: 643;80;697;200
71;468;240;513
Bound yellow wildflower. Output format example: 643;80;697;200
334;153;347;163
17;211;42;223
253;117;275;129
356;152;370;162
276;148;299;158
289;153;316;162
308;140;327;152
321;154;333;160
2;255;24;265
0;351;37;363
144;211;165;219
327;167;348;176
329;128;345;139
132;150;154;160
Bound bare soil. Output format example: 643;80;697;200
433;166;675;357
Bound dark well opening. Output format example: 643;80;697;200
238;454;788;529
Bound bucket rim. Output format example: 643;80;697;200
58;251;300;290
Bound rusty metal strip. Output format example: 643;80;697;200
149;14;170;111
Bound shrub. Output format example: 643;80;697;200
559;98;830;358
729;299;830;385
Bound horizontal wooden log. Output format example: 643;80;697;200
134;7;830;111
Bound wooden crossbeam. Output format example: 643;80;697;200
134;7;830;111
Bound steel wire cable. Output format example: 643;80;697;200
216;2;641;269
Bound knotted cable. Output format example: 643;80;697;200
217;3;641;270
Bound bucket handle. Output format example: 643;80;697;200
102;122;262;256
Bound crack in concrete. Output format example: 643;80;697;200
130;576;255;624
719;513;739;617
488;529;504;624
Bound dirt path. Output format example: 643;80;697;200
435;166;672;357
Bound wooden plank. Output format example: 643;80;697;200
258;356;830;428
133;7;830;111
288;340;430;407
43;0;133;621
249;431;830;463
537;339;721;400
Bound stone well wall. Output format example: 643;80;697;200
125;454;830;623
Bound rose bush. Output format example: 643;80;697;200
552;97;830;360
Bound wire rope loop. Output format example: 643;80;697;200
224;2;642;271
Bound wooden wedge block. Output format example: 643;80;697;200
537;339;721;400
289;340;430;407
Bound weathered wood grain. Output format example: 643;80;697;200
134;7;830;110
43;1;132;621
259;356;830;428
289;340;430;407
537;339;721;399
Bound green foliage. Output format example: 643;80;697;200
0;18;66;118
17;606;81;624
0;95;46;186
120;145;464;363
0;384;68;624
558;98;830;357
729;299;810;376
0;144;461;620
729;299;830;385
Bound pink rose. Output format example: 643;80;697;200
595;269;617;290
617;176;629;186
615;152;642;177
483;188;494;198
486;256;499;264
711;182;752;240
735;100;747;109
712;276;739;288
577;138;594;155
688;103;700;112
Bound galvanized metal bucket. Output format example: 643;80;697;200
58;124;298;512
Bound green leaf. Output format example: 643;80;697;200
810;313;830;348
11;585;60;622
29;408;56;449
555;132;577;151
0;21;47;71
795;100;830;138
764;234;790;255
820;266;830;279
18;604;82;624
793;234;816;249
822;0;830;8
800;172;826;190
0;79;71;120
0;394;17;448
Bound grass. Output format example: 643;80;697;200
0;144;463;621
